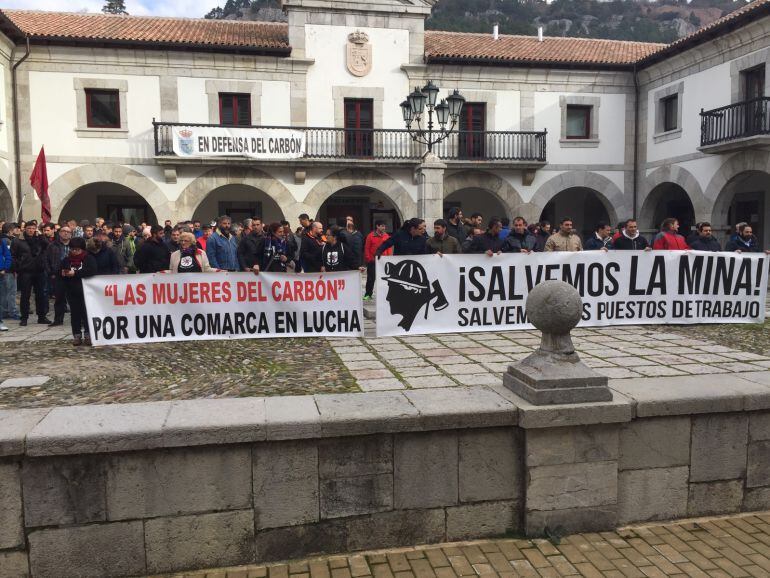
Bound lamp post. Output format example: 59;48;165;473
400;81;465;155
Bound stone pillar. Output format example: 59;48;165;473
416;152;446;224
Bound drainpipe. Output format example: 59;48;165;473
11;35;30;221
632;62;640;219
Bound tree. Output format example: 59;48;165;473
102;0;128;15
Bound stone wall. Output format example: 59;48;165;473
1;377;770;577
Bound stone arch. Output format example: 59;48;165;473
303;168;417;220
49;164;173;223
640;165;709;229
706;150;770;232
530;171;625;227
177;167;296;221
443;170;525;220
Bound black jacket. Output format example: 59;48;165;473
376;229;428;256
726;236;762;253
468;232;505;254
45;240;70;276
689;236;722;252
93;247;119;275
301;234;324;273
584;234;612;251
134;238;171;273
322;241;355;272
11;234;47;274
256;235;289;272
237;232;263;270
339;230;364;268
613;234;650;251
62;254;98;298
502;232;536;253
445;220;466;246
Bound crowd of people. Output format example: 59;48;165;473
0;209;765;345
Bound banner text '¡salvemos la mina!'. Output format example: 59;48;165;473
197;136;303;155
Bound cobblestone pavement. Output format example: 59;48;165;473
1;309;770;407
157;512;770;578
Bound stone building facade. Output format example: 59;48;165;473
0;0;766;243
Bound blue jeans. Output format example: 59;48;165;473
0;272;17;320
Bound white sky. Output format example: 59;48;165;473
0;1;217;18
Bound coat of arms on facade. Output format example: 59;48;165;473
177;129;195;155
346;31;372;77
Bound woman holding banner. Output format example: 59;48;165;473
61;236;97;346
168;232;217;273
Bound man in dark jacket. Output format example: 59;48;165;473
612;220;651;251
445;208;466;247
375;218;428;257
534;221;551;252
237;226;263;271
45;225;72;326
134;225;171;273
584;222;613;251
469;218;505;255
339;217;364;268
689;222;722;252
322;226;356;272
502;217;537;253
726;224;765;253
300;221;325;273
13;222;50;325
89;237;120;275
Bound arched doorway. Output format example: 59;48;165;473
0;179;13;221
317;186;402;235
640;183;696;238
444;188;509;225
192;185;285;225
540;187;615;240
711;170;770;246
59;183;158;227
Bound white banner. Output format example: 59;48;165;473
172;126;305;159
375;252;768;337
83;272;363;345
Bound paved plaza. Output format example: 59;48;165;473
158;512;770;578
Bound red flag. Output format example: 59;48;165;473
30;146;50;224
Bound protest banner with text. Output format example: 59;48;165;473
83;272;363;345
375;251;768;337
172;126;305;159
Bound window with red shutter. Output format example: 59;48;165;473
219;93;252;126
458;103;486;159
344;98;374;157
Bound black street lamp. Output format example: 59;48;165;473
401;82;465;154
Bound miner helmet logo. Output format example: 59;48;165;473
382;260;448;331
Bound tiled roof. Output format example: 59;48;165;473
640;0;770;65
424;30;664;67
0;9;290;52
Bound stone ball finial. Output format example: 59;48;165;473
526;280;582;335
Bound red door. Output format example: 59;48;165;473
345;99;374;157
458;103;486;159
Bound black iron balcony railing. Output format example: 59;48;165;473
701;97;770;147
153;122;547;162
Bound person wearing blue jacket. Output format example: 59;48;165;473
206;216;239;271
0;226;11;331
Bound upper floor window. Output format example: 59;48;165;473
565;105;591;139
742;65;765;101
85;89;120;129
662;94;678;132
219;93;251;126
344;98;373;157
458;102;486;159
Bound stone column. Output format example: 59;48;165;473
416;152;446;224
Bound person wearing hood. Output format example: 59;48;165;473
88;236;119;275
61;236;97;346
689;222;722;252
168;232;217;273
612;219;651;251
502;217;537;253
322;226;356;272
726;223;766;253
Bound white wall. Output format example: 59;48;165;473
534;92;627;165
304;24;410;128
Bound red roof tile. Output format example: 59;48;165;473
424;30;664;67
0;9;290;52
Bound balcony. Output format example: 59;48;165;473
700;97;770;153
152;122;547;166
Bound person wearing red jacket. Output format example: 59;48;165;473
363;220;392;300
652;218;690;250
